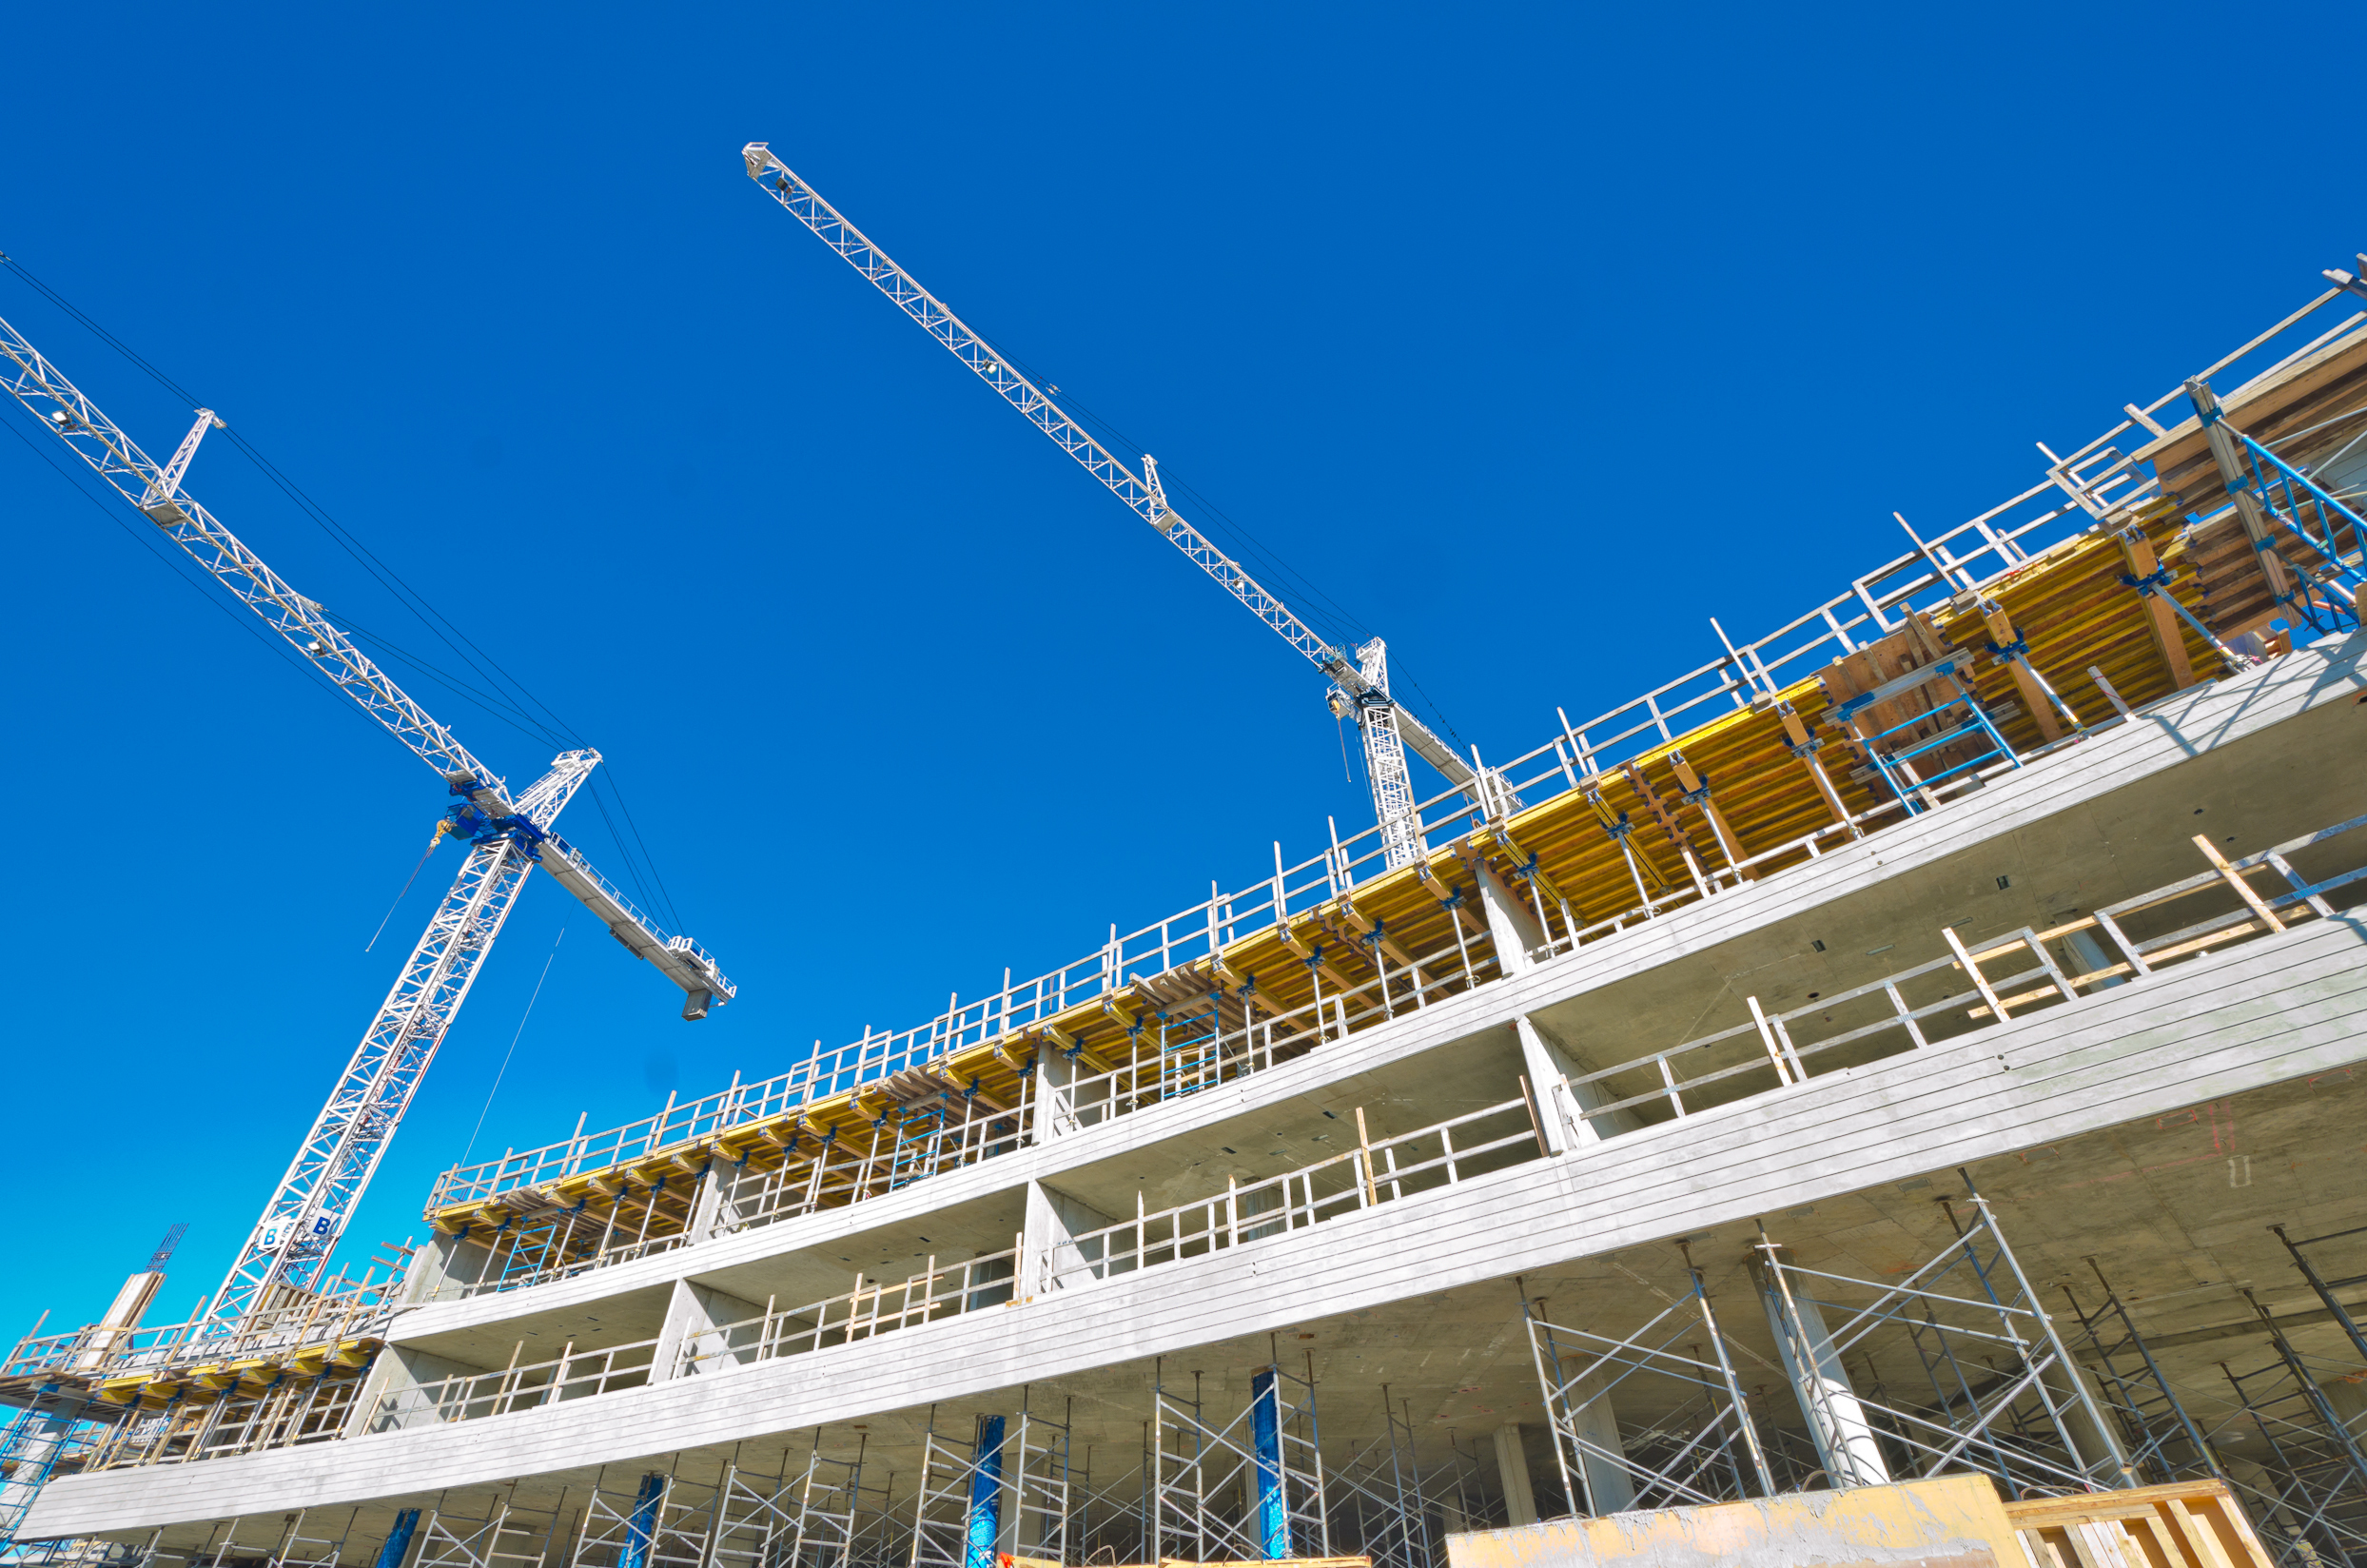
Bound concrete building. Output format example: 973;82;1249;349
9;269;2367;1568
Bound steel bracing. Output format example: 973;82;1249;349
1152;1361;1327;1563
1752;1188;2131;1500
1526;1269;1774;1515
739;144;1472;865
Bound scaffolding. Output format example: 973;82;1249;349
910;1405;1066;1568
2203;1296;2367;1567
418;1494;567;1568
1326;1390;1430;1568
570;1469;716;1568
1526;1261;1772;1515
1154;1360;1327;1563
1751;1186;2129;1499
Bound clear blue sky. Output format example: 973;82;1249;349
1;2;2353;1340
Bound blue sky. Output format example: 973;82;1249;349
1;1;2353;1340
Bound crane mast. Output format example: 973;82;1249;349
0;311;734;1321
742;144;1484;868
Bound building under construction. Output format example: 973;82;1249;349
5;156;2367;1568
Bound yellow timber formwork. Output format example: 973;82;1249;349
424;498;2232;1244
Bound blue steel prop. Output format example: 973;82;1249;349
965;1416;1006;1568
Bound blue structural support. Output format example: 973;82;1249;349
1250;1369;1288;1561
965;1416;1006;1568
372;1510;421;1568
619;1474;667;1568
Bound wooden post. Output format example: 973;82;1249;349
1977;601;2062;742
2193;835;2284;934
2117;531;2199;691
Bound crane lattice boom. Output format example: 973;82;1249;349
740;144;1481;866
0;308;732;1321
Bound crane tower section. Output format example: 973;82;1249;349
0;309;735;1321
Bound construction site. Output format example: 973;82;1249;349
4;141;2367;1568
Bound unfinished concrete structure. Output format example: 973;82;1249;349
10;254;2367;1568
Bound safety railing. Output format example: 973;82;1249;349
675;1247;1023;1379
2;1280;399;1386
1041;1096;1544;1293
1052;923;1501;1134
366;1335;659;1432
1562;811;2367;1128
83;1376;362;1472
427;290;2363;1215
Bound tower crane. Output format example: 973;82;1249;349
0;311;734;1326
741;145;1497;870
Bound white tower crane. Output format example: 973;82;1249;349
0;313;734;1325
741;145;1493;869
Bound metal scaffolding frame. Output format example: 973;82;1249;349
2202;1295;2367;1568
420;1493;569;1568
910;1405;1066;1568
2059;1265;2225;1489
569;1469;715;1568
1327;1389;1431;1568
1752;1186;2130;1499
1526;1263;1773;1515
1153;1359;1327;1563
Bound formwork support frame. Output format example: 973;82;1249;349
1328;1387;1431;1568
1525;1264;1773;1516
1751;1182;2130;1500
1153;1358;1326;1563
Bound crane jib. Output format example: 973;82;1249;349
0;304;734;1334
740;144;1486;854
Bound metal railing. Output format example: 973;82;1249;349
675;1248;1023;1379
433;282;2364;1215
367;1335;657;1432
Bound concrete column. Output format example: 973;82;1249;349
653;1278;765;1380
1029;1051;1075;1144
353;1345;481;1433
1493;1421;1538;1526
1023;1180;1119;1295
404;1232;493;1304
687;1162;737;1240
1754;1258;1891;1489
1524;1018;1647;1150
1474;867;1545;975
1471;866;1637;1152
1563;1369;1636;1516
